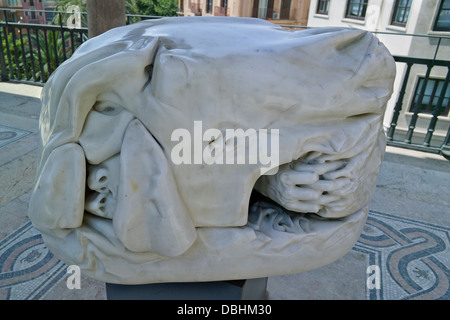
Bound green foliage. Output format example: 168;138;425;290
52;0;178;18
50;0;178;26
53;0;88;28
146;0;178;16
1;31;33;81
0;0;178;82
1;29;81;82
125;0;179;16
126;0;178;23
29;30;75;81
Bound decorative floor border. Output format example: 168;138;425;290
0;124;32;149
0;222;66;300
0;210;448;300
354;210;450;300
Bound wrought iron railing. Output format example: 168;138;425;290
387;56;450;159
279;26;450;160
0;10;88;83
0;9;160;83
1;15;450;159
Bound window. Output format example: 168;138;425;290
258;0;268;18
410;77;450;116
206;0;212;14
434;0;450;31
215;0;227;16
6;0;21;6
252;0;274;19
280;0;291;19
6;12;17;22
345;0;368;20
317;0;330;15
30;0;34;6
391;0;412;26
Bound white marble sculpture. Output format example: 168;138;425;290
28;17;396;284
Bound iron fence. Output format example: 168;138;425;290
387;56;450;159
0;9;161;83
280;25;450;160
0;10;88;83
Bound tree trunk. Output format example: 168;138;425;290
87;0;126;38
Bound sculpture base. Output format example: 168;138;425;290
105;278;268;300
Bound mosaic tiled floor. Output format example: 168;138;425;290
0;124;32;149
0;211;448;300
0;222;66;300
355;211;450;300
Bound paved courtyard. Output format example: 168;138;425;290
0;82;449;300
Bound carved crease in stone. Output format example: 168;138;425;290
28;17;396;284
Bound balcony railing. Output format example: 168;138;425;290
0;9;160;83
0;10;88;83
1;15;450;160
387;56;450;159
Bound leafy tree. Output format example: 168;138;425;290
51;0;178;20
127;0;179;23
147;0;178;16
0;1;179;81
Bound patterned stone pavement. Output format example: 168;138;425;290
1;210;448;300
0;125;32;149
356;211;450;300
0;221;66;300
0;82;449;300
